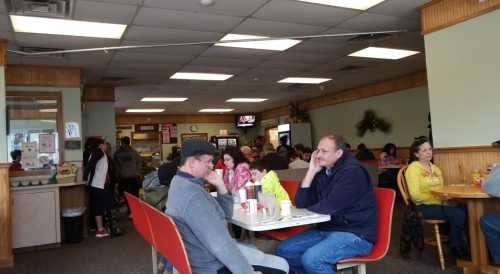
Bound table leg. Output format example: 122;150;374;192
457;200;481;274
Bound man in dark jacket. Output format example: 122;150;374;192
276;134;377;274
113;136;142;215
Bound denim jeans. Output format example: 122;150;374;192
276;229;373;274
417;204;466;249
160;241;288;273
480;213;500;264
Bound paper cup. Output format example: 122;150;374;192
215;169;223;177
248;199;258;214
280;200;292;217
238;188;247;203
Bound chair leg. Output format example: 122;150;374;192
152;246;158;274
357;264;366;274
433;224;446;270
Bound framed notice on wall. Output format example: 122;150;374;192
39;134;56;153
181;133;208;142
161;123;177;144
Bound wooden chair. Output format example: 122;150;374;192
124;192;159;274
258;180;307;240
142;202;192;274
336;188;396;274
397;167;447;270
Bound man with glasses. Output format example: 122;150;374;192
276;134;377;274
166;139;288;274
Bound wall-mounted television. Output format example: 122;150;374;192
235;114;256;128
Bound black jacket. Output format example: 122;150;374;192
84;149;115;188
296;152;378;243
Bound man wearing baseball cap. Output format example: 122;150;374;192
166;139;288;274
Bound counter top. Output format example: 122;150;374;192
11;182;86;191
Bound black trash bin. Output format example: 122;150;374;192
62;207;85;243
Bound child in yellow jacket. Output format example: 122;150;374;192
250;159;290;203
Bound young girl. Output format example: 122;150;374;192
250;159;290;203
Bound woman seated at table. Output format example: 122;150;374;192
378;143;401;190
405;137;469;258
250;158;290;203
222;147;251;196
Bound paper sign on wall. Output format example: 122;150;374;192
39;134;56;153
65;122;80;138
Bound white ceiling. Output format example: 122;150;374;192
1;0;430;114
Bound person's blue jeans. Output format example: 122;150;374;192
480;213;500;264
417;204;466;249
276;229;373;274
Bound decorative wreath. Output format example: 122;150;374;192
356;110;392;137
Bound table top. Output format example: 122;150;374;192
230;205;330;231
430;185;491;199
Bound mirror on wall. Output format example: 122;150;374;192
6;92;63;171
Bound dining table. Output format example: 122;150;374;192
430;185;500;274
230;204;330;232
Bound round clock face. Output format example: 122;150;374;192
190;125;198;132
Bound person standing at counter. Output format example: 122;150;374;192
114;136;142;217
85;138;114;238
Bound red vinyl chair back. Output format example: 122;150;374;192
338;188;396;264
280;180;300;206
142;202;192;274
124;192;154;246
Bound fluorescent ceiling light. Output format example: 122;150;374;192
199;109;234;113
349;47;419;60
126;109;164;113
39;108;57;112
226;98;268;103
278;77;332;84
215;34;301;51
141;97;188;102
10;15;126;39
296;0;385;10
170;72;233;81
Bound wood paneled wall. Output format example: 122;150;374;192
0;164;13;268
116;114;235;125
433;146;500;185
83;86;115;102
0;40;6;66
421;0;500;34
5;65;81;87
259;71;427;120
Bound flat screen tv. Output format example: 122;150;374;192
235;114;256;128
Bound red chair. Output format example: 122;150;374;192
336;188;396;274
259;180;307;240
124;192;154;246
142;202;192;274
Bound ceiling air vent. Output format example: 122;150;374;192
8;0;74;18
348;33;392;43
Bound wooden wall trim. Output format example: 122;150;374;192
421;0;500;35
0;39;6;66
116;114;236;125
5;65;81;87
0;164;13;268
259;71;427;120
434;146;500;154
83;86;115;102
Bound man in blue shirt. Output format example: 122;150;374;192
276;134;377;274
480;164;500;265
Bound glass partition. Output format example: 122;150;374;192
6;92;63;170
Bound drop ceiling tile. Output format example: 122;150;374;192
144;0;267;17
120;40;210;55
253;0;361;27
124;25;223;43
75;1;138;24
269;52;332;64
112;51;194;64
0;13;11;32
188;56;262;68
368;0;430;18
133;8;243;33
200;46;275;59
108;60;183;71
85;0;142;5
337;13;420;32
175;65;248;75
232;18;327;37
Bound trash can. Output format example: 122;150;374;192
62;207;86;243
